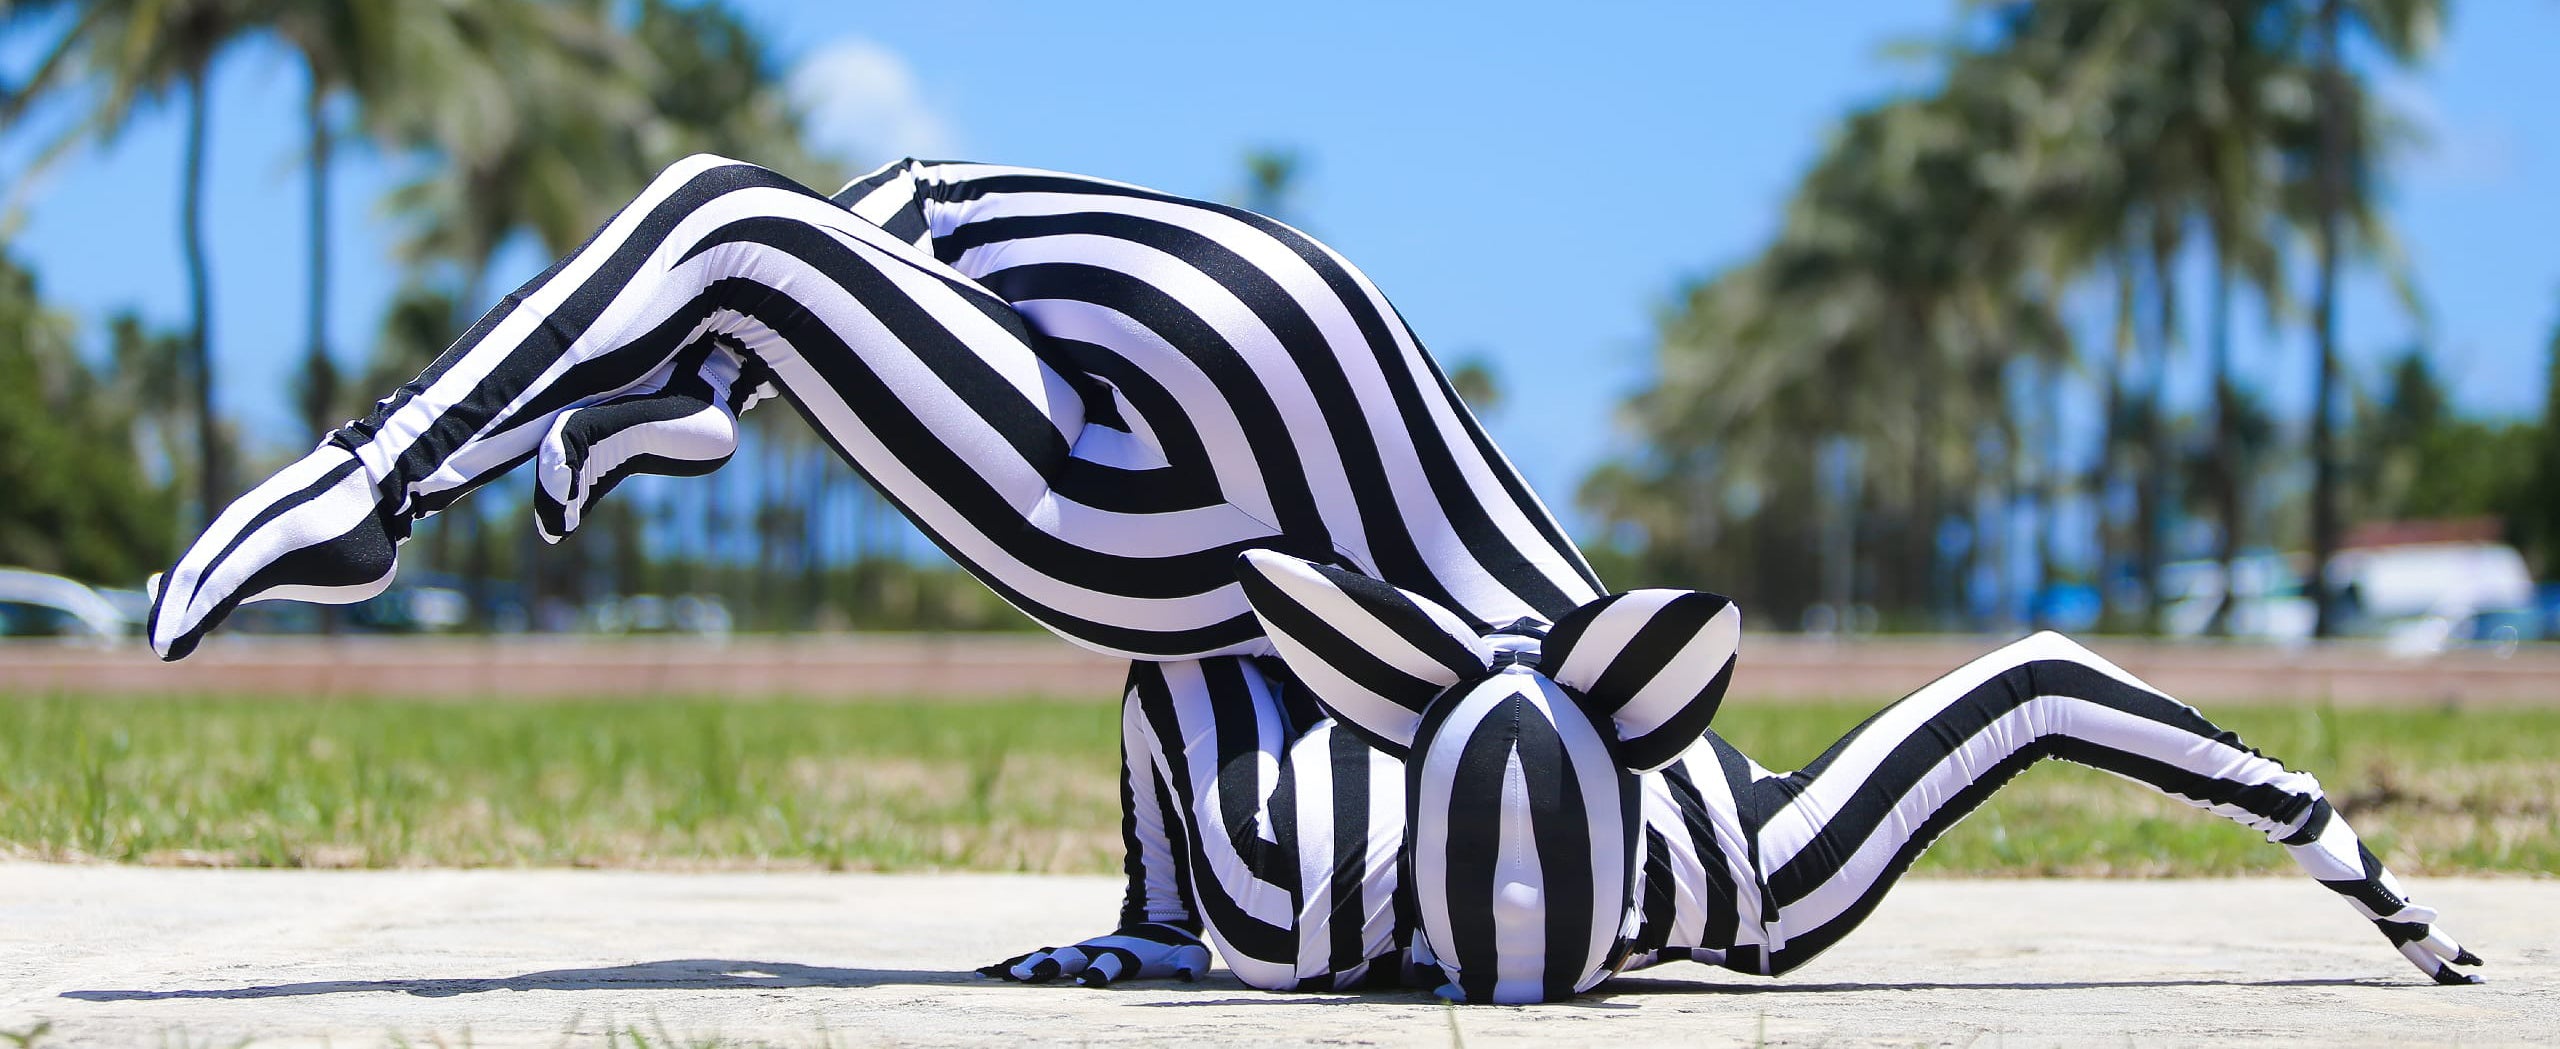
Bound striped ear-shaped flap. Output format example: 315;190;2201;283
1538;590;1741;773
1235;549;1493;758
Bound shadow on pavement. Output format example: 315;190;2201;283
60;959;968;1001
1596;974;2394;996
1125;973;2393;1007
61;962;2397;1005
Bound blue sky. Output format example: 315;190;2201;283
4;1;2554;539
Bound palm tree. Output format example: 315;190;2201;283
2049;0;2242;633
2304;0;2441;638
267;3;449;634
1980;0;2376;635
369;0;819;625
1239;147;1304;223
386;0;815;301
267;2;413;444
2524;308;2560;577
2186;5;2299;634
0;249;177;582
1972;0;2158;628
382;0;652;308
3;0;259;526
630;0;819;179
1592;1;2443;636
1588;82;2044;625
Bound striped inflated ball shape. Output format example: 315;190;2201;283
1407;668;1640;1003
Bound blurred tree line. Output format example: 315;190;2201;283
1584;0;2560;635
0;249;174;583
0;0;1029;633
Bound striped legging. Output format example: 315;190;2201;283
149;155;1598;662
1137;632;2462;994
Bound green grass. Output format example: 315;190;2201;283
0;692;2551;875
0;692;1122;871
1716;700;2560;876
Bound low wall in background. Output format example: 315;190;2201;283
5;633;2556;705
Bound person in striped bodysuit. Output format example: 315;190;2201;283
145;155;2479;1002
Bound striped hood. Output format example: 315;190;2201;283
1234;549;1741;1002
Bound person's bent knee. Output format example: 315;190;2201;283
2004;629;2096;666
655;152;753;186
642;153;806;207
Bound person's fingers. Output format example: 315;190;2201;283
1074;950;1133;987
151;443;405;661
1169;943;1208;981
2419;925;2483;975
987;927;1208;988
976;950;1039;980
1010;946;1092;983
2397;933;2485;985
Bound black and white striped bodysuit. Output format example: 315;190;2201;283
146;155;2476;1001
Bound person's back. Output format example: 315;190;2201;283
841;159;1603;643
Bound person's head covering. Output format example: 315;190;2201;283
1236;550;1740;1002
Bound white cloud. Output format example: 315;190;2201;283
788;39;958;164
2373;73;2518;189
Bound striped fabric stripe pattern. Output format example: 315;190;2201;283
1406;670;1637;1003
143;151;2479;998
1622;631;2479;986
149;154;1601;664
1234;549;1492;757
839;159;1606;641
1540;589;1742;772
1124;656;1408;991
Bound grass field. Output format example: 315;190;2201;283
0;692;2551;875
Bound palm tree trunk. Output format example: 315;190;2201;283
2100;250;2135;626
1983;423;2012;631
2207;247;2241;636
301;80;337;439
181;65;224;527
303;78;343;637
803;444;828;629
465;511;492;631
1906;299;1942;626
520;496;545;631
1818;437;1856;627
2037;351;2067;629
2142;223;2180;637
2309;0;2348;639
2006;366;2033;631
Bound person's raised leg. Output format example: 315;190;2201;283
1740;631;2479;984
149;154;1278;661
150;155;976;655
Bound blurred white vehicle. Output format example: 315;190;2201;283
2328;541;2538;656
0;567;129;641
